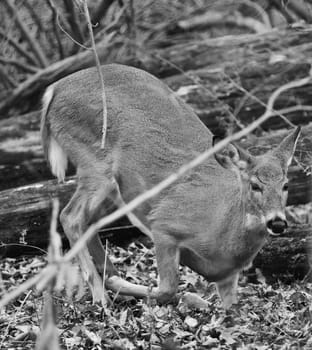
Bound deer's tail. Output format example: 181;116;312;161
41;85;68;182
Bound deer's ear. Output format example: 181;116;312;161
213;136;253;171
272;126;301;168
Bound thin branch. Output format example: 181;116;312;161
47;0;65;59
49;199;62;261
147;51;245;132
0;56;39;74
0;73;311;309
240;0;272;29
62;0;85;51
3;0;49;68
54;12;91;51
222;71;298;128
0;29;39;67
82;0;108;149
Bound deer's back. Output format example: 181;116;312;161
47;64;238;226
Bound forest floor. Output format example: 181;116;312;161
1;242;312;350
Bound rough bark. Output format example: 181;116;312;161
0;177;310;280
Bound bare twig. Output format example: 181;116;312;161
0;56;39;74
82;0;108;149
240;0;272;29
62;0;85;51
49;199;62;261
0;29;38;66
35;200;61;350
0;73;311;309
148;51;245;132
3;0;49;68
47;0;65;59
54;12;91;51
222;71;298;128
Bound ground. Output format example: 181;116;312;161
1;242;312;350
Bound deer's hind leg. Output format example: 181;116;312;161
60;174;119;303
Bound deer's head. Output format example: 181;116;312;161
214;127;301;235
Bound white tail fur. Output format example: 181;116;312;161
48;136;68;182
41;85;68;182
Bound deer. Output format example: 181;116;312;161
41;63;300;308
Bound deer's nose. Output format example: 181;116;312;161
266;216;288;235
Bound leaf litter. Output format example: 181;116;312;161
0;242;311;349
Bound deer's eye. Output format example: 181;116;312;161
283;183;289;191
251;182;262;192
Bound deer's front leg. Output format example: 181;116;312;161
105;235;180;303
216;273;239;309
153;235;180;303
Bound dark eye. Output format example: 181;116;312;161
251;182;262;192
283;183;289;191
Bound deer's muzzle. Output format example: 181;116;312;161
266;214;288;235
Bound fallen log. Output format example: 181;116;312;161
0;178;310;279
0;178;142;258
142;28;312;77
